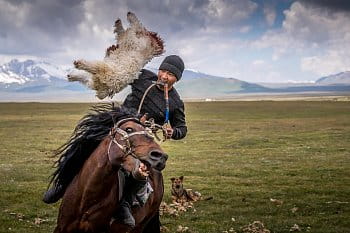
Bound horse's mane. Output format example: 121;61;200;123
50;103;137;188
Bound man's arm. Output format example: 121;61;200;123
170;103;187;140
122;93;138;111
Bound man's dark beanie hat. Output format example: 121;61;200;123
159;55;184;81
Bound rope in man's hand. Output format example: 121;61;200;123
163;124;173;140
138;80;173;142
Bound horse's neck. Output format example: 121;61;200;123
150;169;163;192
79;138;120;192
77;138;120;207
95;138;116;169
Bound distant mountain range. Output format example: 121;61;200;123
0;59;98;102
169;70;270;98
0;59;349;101
316;71;350;85
0;59;84;92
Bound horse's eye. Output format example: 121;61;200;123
125;127;134;133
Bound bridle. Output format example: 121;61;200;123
107;117;155;160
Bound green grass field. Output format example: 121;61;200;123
0;101;349;233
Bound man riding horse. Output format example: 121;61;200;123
43;55;187;232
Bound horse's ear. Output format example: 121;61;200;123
179;176;184;181
170;177;175;183
140;113;149;124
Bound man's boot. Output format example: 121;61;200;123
113;199;136;228
133;180;153;206
42;183;65;204
111;161;151;227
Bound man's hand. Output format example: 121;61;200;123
165;126;173;139
139;162;150;177
161;124;173;140
132;162;149;181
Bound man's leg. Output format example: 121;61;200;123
112;161;153;228
112;170;136;228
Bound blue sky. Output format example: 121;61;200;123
0;0;349;83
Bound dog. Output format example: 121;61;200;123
67;12;164;99
170;176;212;204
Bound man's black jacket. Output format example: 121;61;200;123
122;69;187;140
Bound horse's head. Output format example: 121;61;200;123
108;118;168;173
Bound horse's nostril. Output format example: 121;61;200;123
149;150;167;160
150;150;161;157
148;150;168;171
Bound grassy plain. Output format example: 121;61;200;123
0;101;349;233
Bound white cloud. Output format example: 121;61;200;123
253;2;350;50
240;60;283;83
264;71;283;82
0;1;30;28
239;25;251;33
164;35;245;78
263;3;276;26
206;0;257;22
301;50;350;76
282;2;350;45
251;1;350;78
252;60;265;66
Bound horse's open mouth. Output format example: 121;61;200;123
140;160;151;172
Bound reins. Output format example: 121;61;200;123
137;81;170;142
137;81;168;119
137;83;157;115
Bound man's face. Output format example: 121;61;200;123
157;70;177;89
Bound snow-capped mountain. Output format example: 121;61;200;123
0;59;66;85
0;59;93;102
0;59;89;91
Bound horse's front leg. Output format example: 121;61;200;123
73;59;110;75
53;226;60;233
110;221;134;233
53;221;80;233
67;70;93;87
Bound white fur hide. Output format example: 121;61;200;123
67;12;164;100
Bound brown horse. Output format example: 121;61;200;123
52;106;167;233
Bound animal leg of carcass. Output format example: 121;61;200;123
114;19;125;40
127;12;141;28
67;70;93;89
73;60;110;76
